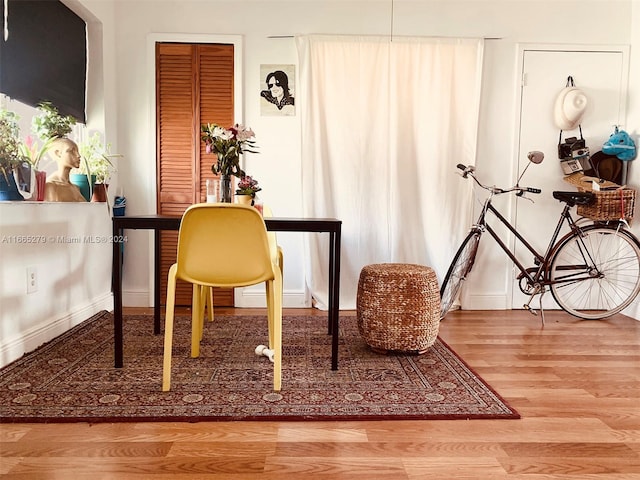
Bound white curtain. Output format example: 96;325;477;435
296;35;484;310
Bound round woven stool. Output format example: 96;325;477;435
356;263;441;354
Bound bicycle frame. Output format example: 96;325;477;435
473;194;584;291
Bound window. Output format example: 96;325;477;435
0;0;87;123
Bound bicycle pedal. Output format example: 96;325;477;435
523;304;538;316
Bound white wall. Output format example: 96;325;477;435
0;203;113;366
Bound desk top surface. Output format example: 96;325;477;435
112;214;341;232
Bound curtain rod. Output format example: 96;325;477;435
267;35;503;40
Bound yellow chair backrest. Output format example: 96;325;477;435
177;203;275;287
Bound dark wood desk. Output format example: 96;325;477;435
112;215;342;370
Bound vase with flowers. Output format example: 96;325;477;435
235;175;261;205
201;123;258;202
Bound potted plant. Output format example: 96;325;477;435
0;108;27;201
73;132;120;202
235;175;261;205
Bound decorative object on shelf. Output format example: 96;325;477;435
0;108;26;201
44;138;86;202
201;123;258;202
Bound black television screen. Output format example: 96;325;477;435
0;0;87;123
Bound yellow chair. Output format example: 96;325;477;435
162;203;283;392
202;204;283;325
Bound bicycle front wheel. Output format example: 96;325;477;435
550;226;640;319
440;230;481;319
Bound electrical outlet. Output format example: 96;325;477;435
27;267;38;294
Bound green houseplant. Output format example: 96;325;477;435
32;101;76;141
72;132;120;201
0;109;27;201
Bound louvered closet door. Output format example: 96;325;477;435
156;42;235;307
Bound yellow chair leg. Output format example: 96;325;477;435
271;278;283;392
265;274;283;392
206;286;214;322
191;284;202;358
162;265;178;392
266;281;274;350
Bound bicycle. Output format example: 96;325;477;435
439;152;640;322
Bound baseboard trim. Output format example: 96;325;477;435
123;289;151;307
234;288;310;308
462;293;509;310
0;293;113;368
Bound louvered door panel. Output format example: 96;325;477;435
157;43;194;305
198;45;235;202
156;42;235;307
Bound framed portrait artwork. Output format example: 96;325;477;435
260;64;295;116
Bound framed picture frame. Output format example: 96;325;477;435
259;64;295;116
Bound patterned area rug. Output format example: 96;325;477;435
0;312;519;422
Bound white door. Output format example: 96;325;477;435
512;46;629;310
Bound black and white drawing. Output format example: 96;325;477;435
260;65;295;116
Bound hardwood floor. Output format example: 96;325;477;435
1;307;639;479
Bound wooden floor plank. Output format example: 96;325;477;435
1;307;639;478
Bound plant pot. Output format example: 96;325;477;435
70;173;96;202
235;194;253;206
91;183;109;202
0;170;24;201
35;170;47;201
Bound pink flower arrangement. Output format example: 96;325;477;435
235;175;261;197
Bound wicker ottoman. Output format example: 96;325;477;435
356;263;441;354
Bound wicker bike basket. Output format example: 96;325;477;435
577;188;636;221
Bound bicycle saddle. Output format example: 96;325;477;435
552;191;595;206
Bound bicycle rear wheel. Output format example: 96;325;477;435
440;230;481;319
550;226;640;319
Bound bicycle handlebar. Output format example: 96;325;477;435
456;163;542;196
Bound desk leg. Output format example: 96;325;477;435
328;234;335;336
113;223;124;368
330;227;341;371
154;230;162;334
